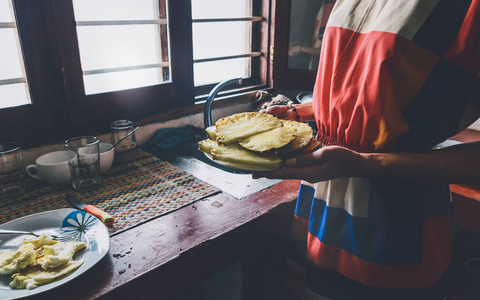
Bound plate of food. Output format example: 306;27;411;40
200;151;278;173
0;208;110;299
198;112;320;173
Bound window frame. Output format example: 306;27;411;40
1;0;274;147
51;0;195;130
192;0;271;99
0;0;68;147
271;0;317;91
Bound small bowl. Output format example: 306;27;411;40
99;143;115;174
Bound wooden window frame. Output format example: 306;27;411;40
192;0;271;99
51;0;194;134
1;0;275;147
271;0;317;91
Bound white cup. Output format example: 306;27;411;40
99;143;115;174
26;151;76;185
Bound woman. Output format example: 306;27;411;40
254;0;480;298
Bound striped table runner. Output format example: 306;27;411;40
0;150;220;235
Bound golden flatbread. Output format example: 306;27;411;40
239;126;297;153
277;120;314;154
215;112;283;145
198;139;282;170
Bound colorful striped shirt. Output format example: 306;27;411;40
290;0;479;298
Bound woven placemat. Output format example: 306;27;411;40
0;150;220;235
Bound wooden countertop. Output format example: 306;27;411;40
451;184;480;234
449;128;480;234
26;180;301;299
18;127;480;298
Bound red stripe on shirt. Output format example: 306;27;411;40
313;27;411;152
443;0;480;79
306;213;452;289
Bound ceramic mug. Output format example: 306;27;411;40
26;150;76;185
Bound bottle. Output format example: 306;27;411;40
110;120;137;153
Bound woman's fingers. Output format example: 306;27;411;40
285;151;325;168
252;146;362;182
252;167;316;181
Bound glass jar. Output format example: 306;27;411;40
110;120;137;153
0;142;25;199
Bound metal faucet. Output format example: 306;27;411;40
204;78;243;129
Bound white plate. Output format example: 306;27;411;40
296;92;313;103
0;208;110;300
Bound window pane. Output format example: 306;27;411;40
76;25;163;71
72;0;169;95
0;0;13;22
83;68;163;95
0;0;31;109
191;0;253;86
0;83;30;109
72;0;158;21
287;1;333;71
193;22;250;60
0;29;25;80
192;0;250;19
194;58;250;86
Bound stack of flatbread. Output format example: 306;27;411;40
198;112;319;170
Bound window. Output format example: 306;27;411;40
192;0;255;87
0;0;30;109
72;0;170;95
191;0;268;97
271;0;321;91
1;0;272;146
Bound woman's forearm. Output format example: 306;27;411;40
362;141;480;184
301;46;322;56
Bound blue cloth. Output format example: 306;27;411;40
141;125;201;152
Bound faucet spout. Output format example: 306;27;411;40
204;78;243;129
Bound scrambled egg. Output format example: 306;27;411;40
0;235;86;289
0;244;36;275
9;260;85;290
37;240;86;270
23;234;57;249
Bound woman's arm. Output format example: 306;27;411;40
289;45;322;57
253;141;480;184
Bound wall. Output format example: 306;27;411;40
22;101;252;166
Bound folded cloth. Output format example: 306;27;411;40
142;125;203;152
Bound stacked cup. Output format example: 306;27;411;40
65;136;101;191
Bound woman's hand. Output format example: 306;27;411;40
261;105;298;121
289;45;303;56
252;146;366;183
253;141;480;184
262;102;315;122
